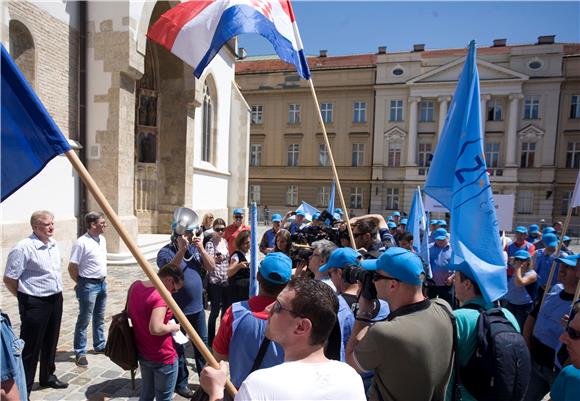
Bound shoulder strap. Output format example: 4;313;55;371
249;336;271;374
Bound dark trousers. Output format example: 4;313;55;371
17;291;63;394
207;283;230;347
175;310;208;391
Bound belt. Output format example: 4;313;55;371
79;276;106;283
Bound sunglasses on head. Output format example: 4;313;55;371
566;325;580;340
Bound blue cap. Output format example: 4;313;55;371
451;261;475;282
433;228;448;241
387;216;394;222
233;208;244;216
514;250;531;260
393;211;401;217
296;210;306;217
362;247;425;286
430;219;438;225
515;226;528;234
529;224;540;234
557;254;580;268
563;235;571;242
271;213;282;222
312;212;320;220
259;252;292;284
542;227;556;235
542;233;558;247
334;208;344;216
437;220;447;227
319;248;361;273
400;218;408;225
387;222;397;229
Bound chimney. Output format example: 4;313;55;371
377;46;387;55
537;35;555;45
238;47;247;60
492;38;507;47
413;44;425;52
319;49;328;58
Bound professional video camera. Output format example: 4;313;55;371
342;264;377;301
288;243;315;263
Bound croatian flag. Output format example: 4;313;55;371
148;0;311;79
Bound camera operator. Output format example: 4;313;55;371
345;247;454;401
308;240;338;292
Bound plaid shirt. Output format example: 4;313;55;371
205;238;229;285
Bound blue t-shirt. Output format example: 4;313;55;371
429;243;453;286
505;271;536;305
551;365;580;401
535;248;567;288
157;244;204;315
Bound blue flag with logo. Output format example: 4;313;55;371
249;202;259;297
406;187;431;278
424;41;506;302
1;44;71;202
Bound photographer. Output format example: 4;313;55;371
282;210;307;234
345;247;454;401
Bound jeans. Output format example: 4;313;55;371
0;313;27;401
207;283;230;346
506;302;534;330
74;277;107;357
175;310;208;391
138;357;178;401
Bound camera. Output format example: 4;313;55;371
289;243;314;262
342;264;377;300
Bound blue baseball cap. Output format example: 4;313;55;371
437;220;447;227
319;248;361;273
296;210;306;217
400;218;408;225
433;228;448;241
563;235;571;242
543;227;556;235
514;250;531;260
334;208;344;216
259;252;292;284
312;212;321;220
542;233;558;247
451;261;475;282
362;247;425;286
271;213;282;222
233;208;244;216
430;219;438;225
393;211;401;217
387;222;397;229
557;254;580;268
387;216;394;222
515;226;528;234
529;224;540;234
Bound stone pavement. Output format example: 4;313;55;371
0;262;202;401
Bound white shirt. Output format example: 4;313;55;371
4;234;63;296
235;360;366;401
69;233;107;279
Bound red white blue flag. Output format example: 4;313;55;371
148;0;311;79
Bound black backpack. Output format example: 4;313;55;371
459;305;531;401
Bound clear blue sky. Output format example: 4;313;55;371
238;1;580;56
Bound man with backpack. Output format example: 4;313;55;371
450;261;530;401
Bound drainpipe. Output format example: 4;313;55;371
77;0;88;234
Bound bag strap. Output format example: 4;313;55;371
249;336;271;374
435;301;462;401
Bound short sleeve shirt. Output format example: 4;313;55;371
550;365;580;401
69;233;107;278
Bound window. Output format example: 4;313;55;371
385;187;399;210
392;67;405;76
350;187;363;209
418;143;433;167
249;185;261;203
484;142;500;168
352;143;364;167
390;100;403;121
353;101;367;123
319;144;329;166
250;143;262;166
566;142;580;168
201;84;213;162
487;100;503;121
286;185;298;206
287;144;300;166
562;191;579;215
517;191;533;214
318;186;330;207
388;143;401;167
251;105;263;124
571;95;580;119
524;96;540;120
520;142;535;168
9;20;35;88
419;101;434;122
288;104;301;124
320;103;333;124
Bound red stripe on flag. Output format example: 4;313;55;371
277;0;295;22
148;0;214;51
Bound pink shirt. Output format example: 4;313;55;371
128;281;176;364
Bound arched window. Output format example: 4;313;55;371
9;20;35;88
201;83;215;163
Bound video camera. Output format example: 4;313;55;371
342;264;377;301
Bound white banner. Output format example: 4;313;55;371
571;170;580;208
424;194;515;231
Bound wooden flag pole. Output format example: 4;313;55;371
307;79;356;247
65;150;237;397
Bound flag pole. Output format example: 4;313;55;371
64;150;237;397
307;79;356;247
538;205;573;310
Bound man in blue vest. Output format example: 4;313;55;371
212;252;292;388
522;253;579;401
534;233;568;297
259;214;282;255
527;224;541;244
428;228;454;305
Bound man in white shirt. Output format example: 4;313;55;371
200;277;365;401
68;211;108;367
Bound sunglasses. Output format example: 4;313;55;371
372;272;400;283
214;227;225;232
271;300;303;317
234;215;243;219
566;325;580;340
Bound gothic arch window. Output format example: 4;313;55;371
201;77;217;164
9;20;35;88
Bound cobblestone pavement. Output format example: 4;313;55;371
0;262;202;401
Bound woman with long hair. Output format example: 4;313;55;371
274;229;292;255
227;230;251;304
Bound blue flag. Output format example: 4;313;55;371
406;187;431;277
328;179;336;214
1;45;71;202
296;201;320;221
423;41;506;302
249;202;259;297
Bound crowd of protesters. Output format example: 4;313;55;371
2;207;579;401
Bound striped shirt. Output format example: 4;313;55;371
4;234;63;296
205;238;229;285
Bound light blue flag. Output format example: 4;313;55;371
249;202;259;297
296;201;320;221
406;187;431;278
423;41;506;302
328;179;336;214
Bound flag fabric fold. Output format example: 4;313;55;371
571;170;580;209
1;44;71;202
249;202;259;297
296;201;320;222
406;187;431;278
148;0;311;79
424;41;506;302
